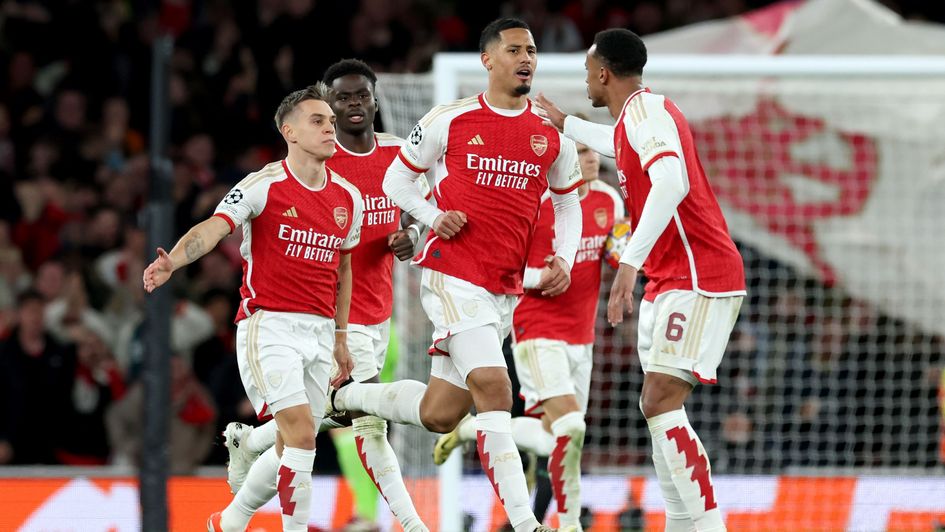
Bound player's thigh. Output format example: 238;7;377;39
306;318;337;417
568;343;593;414
645;291;743;386
236;311;309;420
347;320;388;383
420;269;514;358
512;338;576;417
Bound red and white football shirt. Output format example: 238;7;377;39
514;180;624;345
214;160;364;322
328;133;430;326
399;93;583;295
614;89;745;301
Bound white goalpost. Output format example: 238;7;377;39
379;54;945;532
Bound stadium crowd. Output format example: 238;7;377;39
1;0;943;478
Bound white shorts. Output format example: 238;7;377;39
236;310;335;420
346;319;390;382
513;339;592;417
638;290;743;386
421;269;515;389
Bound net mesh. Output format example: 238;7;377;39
374;67;945;529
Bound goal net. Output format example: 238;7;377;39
375;55;945;531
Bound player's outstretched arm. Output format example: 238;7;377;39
142;216;231;293
536;93;616;158
332;253;355;387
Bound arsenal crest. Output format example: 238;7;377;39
333;207;348;228
594;207;608;228
530;135;548;157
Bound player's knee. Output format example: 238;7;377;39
420;409;465;433
640;392;678;419
469;374;513;412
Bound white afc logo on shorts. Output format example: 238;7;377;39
278;223;345;262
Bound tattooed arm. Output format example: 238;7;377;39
143;216;232;293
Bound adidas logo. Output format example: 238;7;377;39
467;134;484;145
282;207;298;218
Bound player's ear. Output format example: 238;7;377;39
481;51;492;71
281;122;295;143
599;67;609;86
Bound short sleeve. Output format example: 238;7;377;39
548;135;583;194
213;180;269;232
341;189;364;252
625;97;683;172
399;108;449;173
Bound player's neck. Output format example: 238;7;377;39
285;152;328;189
578;182;590;198
484;88;528;111
607;79;646;119
336;128;375;154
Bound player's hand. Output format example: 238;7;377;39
143;247;174;293
537;255;571;297
331;336;354;388
432;210;467;240
607;263;638;326
388;229;416;261
535;93;567;132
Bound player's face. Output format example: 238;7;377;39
585;46;606;108
483;28;537;96
285;99;336;161
330;74;377;136
577;143;600;182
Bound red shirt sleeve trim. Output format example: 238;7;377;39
213;212;236;234
642;151;679;173
550;179;585;195
398;151;428;174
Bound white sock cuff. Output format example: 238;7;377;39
646;408;688;431
352;416;388;438
476;410;512;433
280;446;316;473
551;411;586;436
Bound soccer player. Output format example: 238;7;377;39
327;18;584;532
536;29;746;532
143;83;363;532
220;59;430;531
432;140;624;529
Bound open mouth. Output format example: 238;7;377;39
348;113;365;124
515;67;532;81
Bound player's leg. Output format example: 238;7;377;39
636;298;696;531
453;325;541;532
539;342;593;530
347;322;427;531
223;419;278;494
641;292;742;532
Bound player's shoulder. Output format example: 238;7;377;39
330;171;363;203
589;180;622;202
235;160;287;190
419;95;481;127
375;132;404;148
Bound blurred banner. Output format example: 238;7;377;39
1;475;943;531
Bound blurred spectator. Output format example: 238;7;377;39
0;290;74;464
106;356;216;474
56;325;125;465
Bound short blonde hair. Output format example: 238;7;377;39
274;82;331;129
